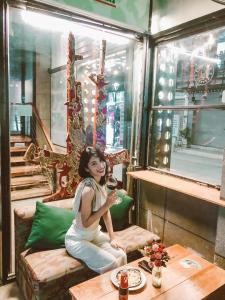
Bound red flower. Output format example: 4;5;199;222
155;253;162;260
150;254;156;261
141;240;170;268
155;260;162;267
145;247;152;254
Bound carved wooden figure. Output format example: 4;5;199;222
24;33;129;202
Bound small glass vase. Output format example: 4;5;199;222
152;266;162;288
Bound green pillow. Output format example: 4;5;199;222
25;201;74;250
101;192;133;231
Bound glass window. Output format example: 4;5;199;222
150;27;225;186
8;6;143;274
153;28;225;107
9;7;143;194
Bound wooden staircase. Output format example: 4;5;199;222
10;135;52;201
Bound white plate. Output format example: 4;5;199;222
111;266;146;291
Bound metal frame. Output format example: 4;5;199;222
138;36;154;168
134;0;153;169
0;0;11;284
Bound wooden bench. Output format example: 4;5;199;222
14;198;159;300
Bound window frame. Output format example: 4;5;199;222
147;10;225;188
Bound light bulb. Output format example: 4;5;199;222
164;144;170;153
166;118;172;127
163;157;168;165
158;91;164;100
165;131;171;140
159;77;165;86
160;64;166;72
168;92;173;101
168;79;174;87
157;118;162;127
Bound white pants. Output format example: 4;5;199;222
65;226;127;274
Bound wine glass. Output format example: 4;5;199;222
106;175;122;205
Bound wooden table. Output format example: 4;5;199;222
69;244;225;300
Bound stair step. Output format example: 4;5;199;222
10;135;31;144
11;165;42;177
11;186;52;201
11;156;26;165
10;147;27;154
11;175;48;190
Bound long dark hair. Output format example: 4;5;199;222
78;147;108;185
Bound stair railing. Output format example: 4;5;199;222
10;102;55;152
31;104;55;152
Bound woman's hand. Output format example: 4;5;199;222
105;191;117;208
110;239;125;252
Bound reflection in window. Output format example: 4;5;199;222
150;26;225;185
150;108;224;185
9;7;143;153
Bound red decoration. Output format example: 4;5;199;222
141;240;170;268
24;33;129;202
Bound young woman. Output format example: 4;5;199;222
65;147;127;274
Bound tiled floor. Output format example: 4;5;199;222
0;282;23;300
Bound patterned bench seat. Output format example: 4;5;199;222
15;198;159;300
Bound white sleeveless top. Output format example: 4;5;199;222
72;177;107;232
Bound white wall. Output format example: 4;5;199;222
151;0;225;34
